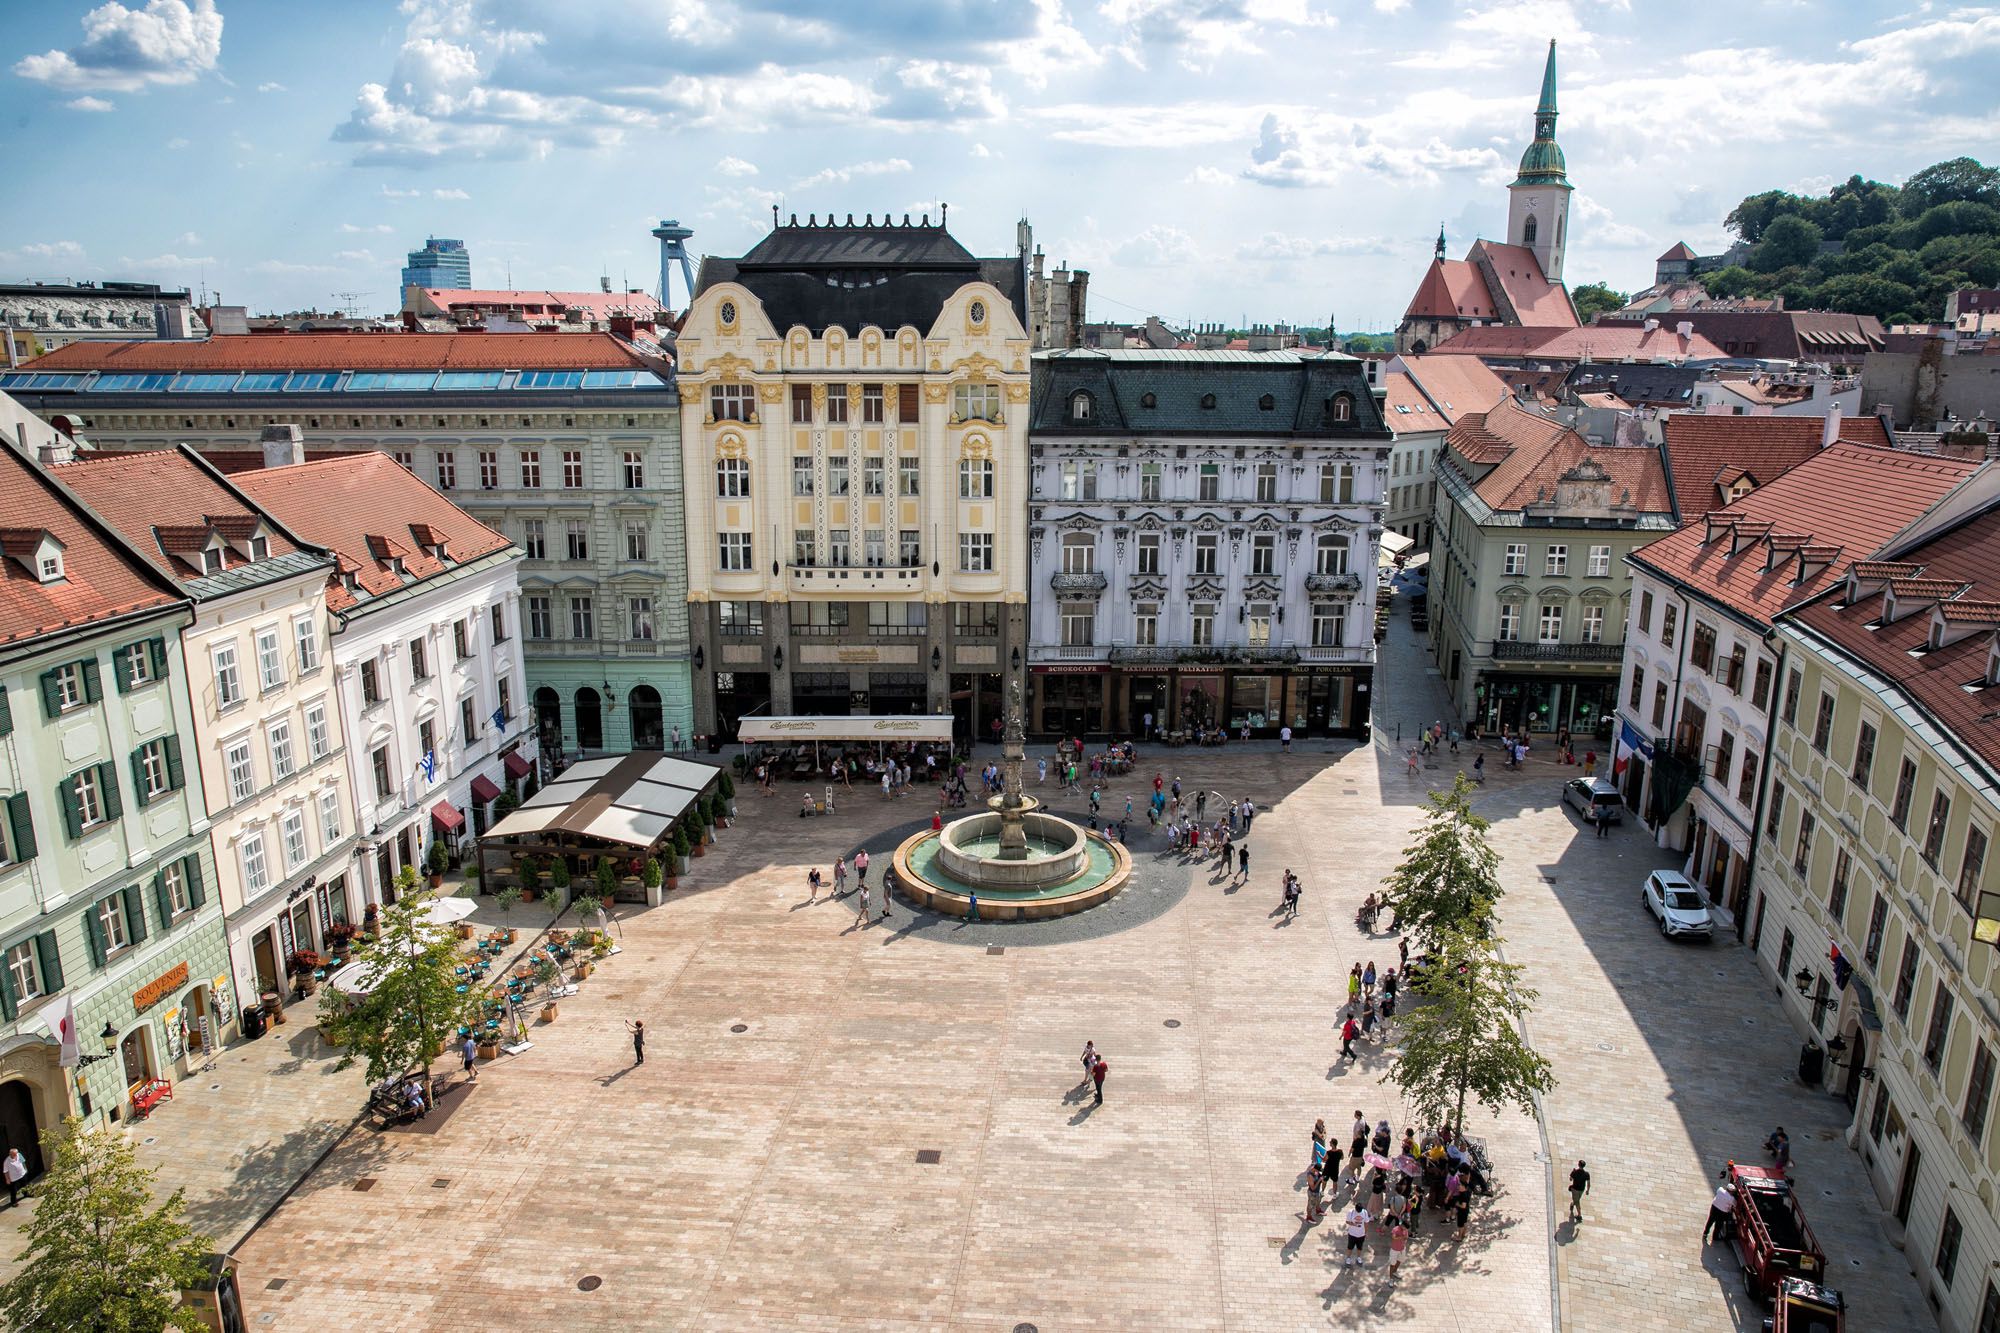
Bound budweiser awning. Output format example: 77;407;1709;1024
469;775;502;804
503;751;533;779
431;801;465;832
735;715;954;744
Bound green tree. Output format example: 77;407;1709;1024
1726;189;1800;244
1391;925;1555;1133
1699;264;1765;300
319;891;481;1088
1900;156;2000;216
1753;215;1824;272
1569;282;1625;321
0;1116;213;1333
1380;774;1500;948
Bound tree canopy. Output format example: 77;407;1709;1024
1391;924;1556;1133
1714;158;1999;322
318;891;482;1086
1569;282;1625;321
1380;774;1501;949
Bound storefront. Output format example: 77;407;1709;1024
1476;673;1619;738
1032;667;1109;737
1033;662;1371;741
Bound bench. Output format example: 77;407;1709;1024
130;1078;173;1119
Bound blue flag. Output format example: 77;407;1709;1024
421;749;436;783
491;707;507;729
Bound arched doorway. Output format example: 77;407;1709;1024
119;1026;155;1088
534;687;563;755
574;687;603;751
0;1080;43;1181
629;684;663;749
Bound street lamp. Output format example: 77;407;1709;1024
1826;1033;1875;1083
1793;969;1836;1026
76;1021;120;1068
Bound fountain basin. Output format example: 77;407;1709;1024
893;815;1133;921
937;810;1087;888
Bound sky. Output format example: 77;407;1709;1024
2;0;1997;332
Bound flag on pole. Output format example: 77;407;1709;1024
421;749;437;783
54;994;79;1067
491;707;507;730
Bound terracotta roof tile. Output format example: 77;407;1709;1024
1661;415;1829;521
1402;258;1497;321
1850;560;1925;581
54;448;306;584
27;331;650;373
1888;577;1968;601
1397;354;1510;424
232;452;514;614
1449;398;1673;514
1470;240;1579;327
1937;599;2000;624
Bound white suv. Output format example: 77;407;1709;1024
1642;869;1714;941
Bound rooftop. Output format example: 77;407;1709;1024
1030;349;1386;438
24;331;653;373
1439;322;1726;364
1660;415;1832;521
1447;398;1673;516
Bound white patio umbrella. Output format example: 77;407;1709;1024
420;896;476;927
326;959;379;997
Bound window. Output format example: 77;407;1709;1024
793;529;816;565
137;739;172;800
292;616;320;674
1766;781;1787;839
1964;1040;1999;1146
718;532;752;572
1497;603;1521;642
3;940;44;1004
623;451;645;489
953;383;1000;422
1193;534;1218;575
1751;658;1773;711
1140;461;1162;501
1713;731;1735;783
497;677;511;726
521;519;546;560
1924;981;1956;1074
1723;644;1747;692
1660;604;1677;649
490;604;507;643
1251;534;1275;575
1892;938;1919;1020
280;809;309;873
1850;721;1877;790
526;596;552;640
453;620;471;660
1638;590;1653;634
417;719;436;767
476;449;498;490
1781;668;1802;727
1793;811;1816;876
1190;603;1215;646
1587;545;1611;577
862;384;884;424
570;596;595;639
519;450;541;488
459;694;478;744
711;383;754;422
1315;536;1348;576
1246;604;1272;648
717;457;750;497
1312;608;1346;647
625;522;648;562
1923;788;1952;869
959;458;993;499
565;520;589;561
1068;390;1092;422
792;455;816;496
120;642;156;690
1537;603;1564;643
1059;604;1095;647
827;458;850;497
898;457;920;497
48;662;86;713
409;638;430;681
70;767;109;830
241;830;270;897
1629;664;1645;711
371;746;392;801
1255;462;1277;502
1866;893;1888;967
1891;757;1918;830
256;629;283;691
1134;603;1158;646
1811;693;1835;754
392;449;415;474
435;450;456;490
1690;623;1716;673
201;547;224;576
1060;534;1096;574
791;384;813;423
1197;463;1219;501
1939;1207;1966;1289
959;532;993;572
562;451;583;488
304;701;329;762
1738;749;1759;805
826;388;849;426
318;790;342;848
267;721;296;782
95;895;129;955
1137;532;1161;575
1581;605;1605;643
1652;682;1667;729
1319;462;1354;503
864;458;885;496
1544;545;1568;576
1961;826;1990;908
1504;543;1526;576
629;597;655;641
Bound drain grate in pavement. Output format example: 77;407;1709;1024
432;1178;451;1189
208;1084;222;1092
1164;1019;1182;1029
265;1279;287;1291
916;1149;943;1164
730;1023;749;1033
578;1276;603;1292
142;1136;157;1146
352;1178;377;1192
987;945;1005;955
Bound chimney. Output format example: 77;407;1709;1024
260;423;306;468
610;314;635;340
1643;318;1660;333
600;275;612;293
1676;320;1693;339
1821;403;1843;447
3;326;16;369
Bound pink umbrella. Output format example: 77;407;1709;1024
1394;1154;1422;1177
1364;1152;1396;1172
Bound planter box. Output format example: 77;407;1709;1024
540;1004;559;1023
614;875;647;905
475;1041;500;1061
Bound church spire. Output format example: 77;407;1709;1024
1512;38;1569;188
1537;38;1558;119
1435;224;1446;260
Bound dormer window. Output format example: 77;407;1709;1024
4;530;67;583
1200;393;1217;410
250;535;270;561
1988;636;2000;687
1259;394;1275;411
1140;392;1157;409
1069;391;1093;423
38;553;62;581
201;547;224;576
1325;393;1354;424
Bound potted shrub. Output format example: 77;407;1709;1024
592;934;612;959
717;770;737;819
699;794;717;839
670;828;690;877
361;900;381;939
595;856;618;904
547;857;570;911
533;957;561;1022
534;856;554;897
644;856;665;894
426;839;450;889
286;949;322;999
324;921;359;964
475;1032;501;1061
494;887;522;941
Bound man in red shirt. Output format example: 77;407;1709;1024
1341;1015;1361;1062
1092;1056;1107;1105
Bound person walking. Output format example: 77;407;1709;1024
1702;1178;1737;1243
1347;964;1363;1009
1387;1220;1410;1278
1037;757;1047;785
1342;1204;1372;1266
833;856;848;896
1567;1160;1591;1220
807;867;823;902
968;889;981;921
1595;806;1611;839
1091;1055;1107;1105
2;1147;23;1208
1081;1040;1098;1089
1363;961;1378;1001
1452;1191;1473;1240
1583;749;1597;778
1236;844;1250;883
857;883;871;926
855;848;870;887
1280;723;1292;753
1323;1138;1345;1197
1340;1014;1361;1062
1472;753;1484;785
461;1032;479;1082
626;1019;645;1066
1348;1114;1369;1184
670;724;682;753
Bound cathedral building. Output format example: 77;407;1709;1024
1395;41;1579;355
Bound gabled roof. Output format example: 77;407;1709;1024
232;452;515;614
1470;240;1578;327
1029;349;1386;438
53;448;314;589
27;332;650;372
1661;415;1829;521
0;442;185;651
1398;354;1511;424
738;217;976;268
1465;408;1673;515
1440;322;1726;363
1658;242;1699;262
1446;396;1575;466
1632;444;1983;628
1402;258;1496;321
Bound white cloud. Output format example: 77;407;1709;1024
175;230;201;246
333;249;376;263
257;81;286;93
715;155;759;177
1184;165;1235;187
339;222;395;234
432;187;470;200
880;59;1004;121
1243;111;1501;188
165;135;189;149
247;259;338;275
2;241;86;263
66;95;116;112
380;185;421;199
794;158;913;190
1570;194;1652;249
123;251;216;269
1233;231;1397;262
970;142;995;158
15;0;223;93
1112;224;1199;268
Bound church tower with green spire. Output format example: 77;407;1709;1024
1506;39;1572;284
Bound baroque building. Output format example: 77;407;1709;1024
1026;349;1390;740
677;212;1031;742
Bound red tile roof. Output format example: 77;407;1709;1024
1789;500;2000;772
0;445;184;650
1661;415;1828;521
53;448;307;583
232;452;514;614
1630;443;1985;629
27;332;650;373
1442;322;1728;364
1447;398;1673;514
1471;241;1578;327
1402;258;1497;321
413;289;664;323
1398;354;1510;423
1446;396;1573;466
1659;242;1698;262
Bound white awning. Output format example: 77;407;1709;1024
1379;530;1415;556
476;750;723;850
736;715;955;744
485;806;561;839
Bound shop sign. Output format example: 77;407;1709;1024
834;646;883;664
133;961;189;1013
316;883;333;935
1031;664;1108;675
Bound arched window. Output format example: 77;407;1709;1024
716;457;749;497
1200;393;1217;410
534;686;562;750
1522;213;1538;248
1326;393;1354;424
1140;392;1157;409
1258;394;1275;411
628;684;663;750
1314;534;1349;575
1069;390;1093;422
574;687;603;751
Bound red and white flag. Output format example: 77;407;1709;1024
54;995;79;1067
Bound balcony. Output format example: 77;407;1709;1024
786;563;926;594
1305;572;1363;595
1050;570;1109;594
1296;644;1373;664
1489;640;1625;664
1107;644;1301;666
1047;644;1112;662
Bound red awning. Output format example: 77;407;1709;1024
503;751;533;779
431;801;465;832
469;775;502;804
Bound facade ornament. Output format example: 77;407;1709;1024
924;382;949;403
1170;526;1188;559
1111;526;1130;562
810;382;828;412
1227;527;1245;557
757;382;784;403
1005;382;1031;402
846;383;865;413
1285;528;1302;562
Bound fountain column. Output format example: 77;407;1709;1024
994;676;1030;860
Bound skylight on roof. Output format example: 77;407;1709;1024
169;373;241;392
516;370;585;389
283;373;339;391
435;371;505;390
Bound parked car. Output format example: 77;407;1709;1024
1642;868;1714;940
1561;777;1624;824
